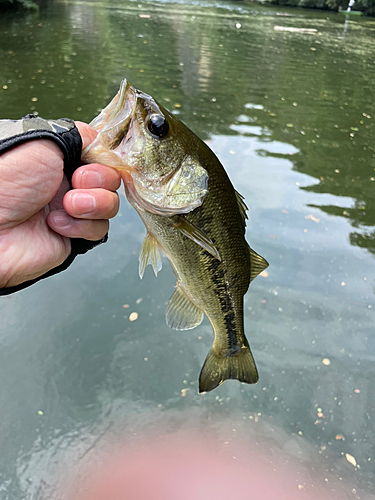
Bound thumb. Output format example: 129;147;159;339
75;121;98;150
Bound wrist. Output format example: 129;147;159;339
0;228;70;289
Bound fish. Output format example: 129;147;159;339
82;79;268;393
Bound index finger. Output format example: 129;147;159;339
72;163;121;192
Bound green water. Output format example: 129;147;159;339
1;0;375;498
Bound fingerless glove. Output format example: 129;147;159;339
0;115;108;295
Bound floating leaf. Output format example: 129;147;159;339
345;453;357;467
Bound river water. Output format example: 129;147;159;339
0;0;375;498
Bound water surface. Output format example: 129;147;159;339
0;0;375;498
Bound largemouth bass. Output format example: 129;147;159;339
82;79;268;393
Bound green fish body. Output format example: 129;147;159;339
82;79;268;392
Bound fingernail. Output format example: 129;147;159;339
72;193;96;215
52;211;72;228
82;170;102;188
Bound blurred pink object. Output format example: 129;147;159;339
67;434;347;500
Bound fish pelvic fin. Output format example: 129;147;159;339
199;345;258;393
166;285;204;330
139;232;163;279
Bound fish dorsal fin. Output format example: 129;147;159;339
139;232;163;279
174;216;221;261
235;190;248;227
166;285;204;331
249;247;269;282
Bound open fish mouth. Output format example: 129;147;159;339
81;79;137;167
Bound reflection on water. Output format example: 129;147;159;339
0;0;375;498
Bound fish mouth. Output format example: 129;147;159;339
81;78;137;168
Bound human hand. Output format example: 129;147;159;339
0;121;121;289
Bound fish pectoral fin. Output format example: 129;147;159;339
249;247;269;282
174;216;221;261
199;345;258;393
166;285;204;331
139;232;163;279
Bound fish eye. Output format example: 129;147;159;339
147;114;169;138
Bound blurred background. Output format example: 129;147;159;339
0;0;375;498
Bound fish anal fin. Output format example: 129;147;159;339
199;345;258;393
174;216;221;261
138;232;163;279
166;285;204;331
235;190;248;226
249;247;269;283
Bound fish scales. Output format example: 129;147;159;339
82;78;268;392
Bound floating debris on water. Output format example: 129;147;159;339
345;453;357;467
273;26;318;33
322;358;331;366
305;214;320;223
129;312;138;322
317;409;324;418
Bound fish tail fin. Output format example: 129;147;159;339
199;345;259;393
